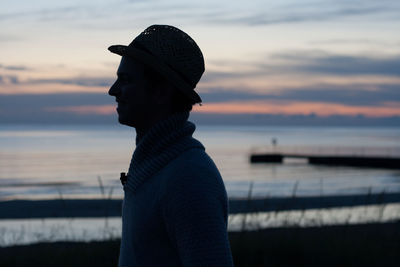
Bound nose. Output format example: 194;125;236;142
108;80;120;96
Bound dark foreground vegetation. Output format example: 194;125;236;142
229;221;400;267
1;221;399;267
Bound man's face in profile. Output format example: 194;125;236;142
108;56;153;128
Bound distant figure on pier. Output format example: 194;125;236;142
272;137;278;152
272;137;277;147
107;25;233;266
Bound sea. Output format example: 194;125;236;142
1;124;400;200
1;124;400;245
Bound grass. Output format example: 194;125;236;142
1;221;399;267
1;178;399;266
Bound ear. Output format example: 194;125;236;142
153;84;173;105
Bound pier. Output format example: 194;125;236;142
250;146;400;169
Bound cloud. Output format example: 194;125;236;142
200;0;400;26
200;83;400;106
0;93;112;109
205;50;400;80
0;92;116;124
264;51;400;76
0;6;88;22
1;91;399;125
275;84;400;106
6;50;400;93
2;51;400;105
206;50;400;79
28;76;114;87
44;105;115;115
189;112;400;127
193;99;400;117
308;38;400;47
2;48;399;108
36;99;400;117
0;2;155;25
0;74;113;88
212;7;380;26
0;64;30;71
0;75;19;84
1;83;399;118
201;70;252;83
1;0;399;28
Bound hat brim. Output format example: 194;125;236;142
108;45;202;104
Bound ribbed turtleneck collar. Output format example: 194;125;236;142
135;111;190;146
126;111;205;194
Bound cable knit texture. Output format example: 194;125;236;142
118;111;234;267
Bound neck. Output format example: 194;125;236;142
135;128;147;143
126;110;203;193
134;110;178;144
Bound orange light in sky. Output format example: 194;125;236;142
44;100;400;117
45;105;115;115
193;100;400;117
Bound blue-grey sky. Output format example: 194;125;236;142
1;0;400;124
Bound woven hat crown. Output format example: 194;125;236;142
129;25;205;90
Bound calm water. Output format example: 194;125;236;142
1;124;400;201
1;124;400;246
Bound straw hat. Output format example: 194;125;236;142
108;24;204;104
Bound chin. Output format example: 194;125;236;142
118;116;136;128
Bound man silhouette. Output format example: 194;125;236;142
108;25;234;267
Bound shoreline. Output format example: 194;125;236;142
1;192;400;219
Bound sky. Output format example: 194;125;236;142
1;0;400;125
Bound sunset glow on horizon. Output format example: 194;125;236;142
43;100;400;118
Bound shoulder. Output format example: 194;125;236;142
170;146;219;171
166;147;223;186
161;147;228;210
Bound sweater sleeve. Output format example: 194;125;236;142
161;166;234;267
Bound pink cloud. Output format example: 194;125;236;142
45;105;115;115
44;100;400;118
193;100;400;117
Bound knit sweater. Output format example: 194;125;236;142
118;111;234;267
